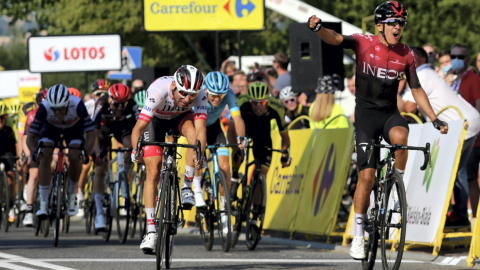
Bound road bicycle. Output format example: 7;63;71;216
0;155;20;232
130;163;147;239
362;139;430;270
196;143;237;252
136;132;201;270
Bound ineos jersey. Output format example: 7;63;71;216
341;34;420;109
92;95;139;128
29;96;95;135
139;76;207;123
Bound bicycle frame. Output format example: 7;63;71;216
206;144;239;203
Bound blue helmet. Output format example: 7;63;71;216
205;71;230;94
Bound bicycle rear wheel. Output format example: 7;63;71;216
0;171;9;232
362;185;379;270
129;171;139;239
197;170;214;251
116;171;130;243
165;173;177;269
15;170;21;228
215;171;231;252
245;173;266;251
137;170;147;240
381;172;407;270
156;171;169;270
231;173;245;249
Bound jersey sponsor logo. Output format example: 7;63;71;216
362;61;405;80
144;106;152;112
164;92;169;99
202;95;207;101
144;131;150;141
196;105;207;110
375;56;381;60
194;113;207;120
149;98;155;103
312;143;336;216
375;46;380;52
389;59;405;66
139;113;152;122
47;116;80;126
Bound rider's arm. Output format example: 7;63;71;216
195;118;207;155
226;89;246;138
280;130;291;151
309;15;344;46
77;100;95;152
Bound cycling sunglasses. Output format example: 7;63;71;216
110;101;127;108
382;18;407;27
176;87;199;99
93;90;107;97
250;99;268;107
451;54;466;60
51;106;67;112
283;97;297;105
207;90;226;100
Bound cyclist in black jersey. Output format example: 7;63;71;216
308;1;448;259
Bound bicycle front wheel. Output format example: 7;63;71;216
381;172;407;270
156;171;169;270
129;171;139;239
53;174;62;247
165;172;177;269
103;195;113;242
215;171;231;252
85;172;94;234
197;170;214;251
116;171;130;243
0;171;9;232
362;185;379;270
137;170;147;240
15;170;21;228
231;173;245;249
245;172;266;251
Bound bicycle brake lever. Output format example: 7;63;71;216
420;142;431;171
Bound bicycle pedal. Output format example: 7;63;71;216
142;250;155;256
177;219;185;228
181;204;193;211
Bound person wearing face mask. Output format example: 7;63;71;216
438;50;453;77
422;43;441;73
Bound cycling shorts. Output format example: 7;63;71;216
355;106;409;171
207;119;228;157
37;121;85;147
142;113;194;158
98;120;134;150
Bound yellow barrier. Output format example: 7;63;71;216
401;112;423;124
436;105;465;119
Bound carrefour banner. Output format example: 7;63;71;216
143;0;265;31
405;119;466;244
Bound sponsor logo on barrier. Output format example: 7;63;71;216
312;143;336;216
423;138;440;193
269;165;303;195
407;206;431;225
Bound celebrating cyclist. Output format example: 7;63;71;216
228;82;292;223
131;65;207;254
27;84;96;219
308;1;448;259
193;72;246;226
90;83;138;230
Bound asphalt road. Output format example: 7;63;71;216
0;216;474;270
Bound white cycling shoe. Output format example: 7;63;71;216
350;236;366;260
140;232;157;253
23;212;34;227
221;213;230;235
194;193;206;208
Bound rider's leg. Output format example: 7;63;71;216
387;126;409;172
26;167;38;205
78;159;91;204
66;147;83;195
354;168;376;235
143;155;162;233
181;119;197;190
93;155;109;218
38;144;54;202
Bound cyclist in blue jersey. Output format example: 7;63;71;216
193;72;246;221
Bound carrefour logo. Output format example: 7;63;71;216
224;0;255;17
44;47;60;62
312;143;336;217
150;0;256;17
423;139;440;193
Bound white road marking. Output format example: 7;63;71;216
0;252;76;270
0;262;36;270
436;257;462;266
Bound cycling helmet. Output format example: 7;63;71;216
248;82;270;100
47;84;70;108
35;88;48;104
91;79;111;92
108;84;131;102
205;71;230;94
68;87;81;98
246;68;264;82
0;101;11;116
279;86;298;101
135;89;147;108
374;1;408;24
174;65;204;94
9;103;23;114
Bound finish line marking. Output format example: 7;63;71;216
0;252;75;270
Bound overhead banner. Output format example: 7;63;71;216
143;0;265;31
28;34;122;73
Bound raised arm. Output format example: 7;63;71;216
308;15;344;45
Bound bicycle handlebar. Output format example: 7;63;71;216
265;147;288;154
206;143;240;149
135;135;201;160
37;141;88;164
366;140;431;171
0;156;20;161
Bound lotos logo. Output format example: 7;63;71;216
44;47;60;62
423;139;440;193
312;143;336;216
224;0;255;18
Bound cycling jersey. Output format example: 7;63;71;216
84;98;95;117
0;126;17;171
341;34;420;109
29;95;95;135
139;76;207;124
205;88;240;127
18;102;36;136
24;108;38;136
91;95;139;128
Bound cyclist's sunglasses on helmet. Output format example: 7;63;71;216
93;90;107;97
451;54;466;60
207;90;226;100
51;106;67;112
283;97;297;105
110;100;127;108
250;99;268;107
382;18;407;27
176;87;199;99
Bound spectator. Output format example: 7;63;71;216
265;52;291;98
220;59;237;77
477;52;480;73
236;76;248;96
423;43;441;73
131;79;145;97
278;86;310;129
438;50;453;78
450;44;480;226
83;93;92;102
231;70;246;95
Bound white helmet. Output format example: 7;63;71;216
279;86;298;101
174;65;204;94
47;84;70;108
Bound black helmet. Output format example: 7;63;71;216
374;1;408;24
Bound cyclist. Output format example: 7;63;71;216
134;89;147;111
77;79;110;218
228;82;292;227
91;83;138;230
308;1;448;259
22;89;48;226
27;84;96;219
193;72;246;228
68;87;82;98
131;65;207;253
0;102;22;222
278;86;310;129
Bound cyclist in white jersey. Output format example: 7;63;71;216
27;84;96;219
131;65;207;253
77;79;111;218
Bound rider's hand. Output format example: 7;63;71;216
433;118;448;134
281;155;292;168
16;159;23;168
237;137;246;150
131;149;144;164
308;15;322;32
193;154;207;170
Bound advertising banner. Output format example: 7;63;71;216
143;0;265;31
0;70;42;100
28;34;122;73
